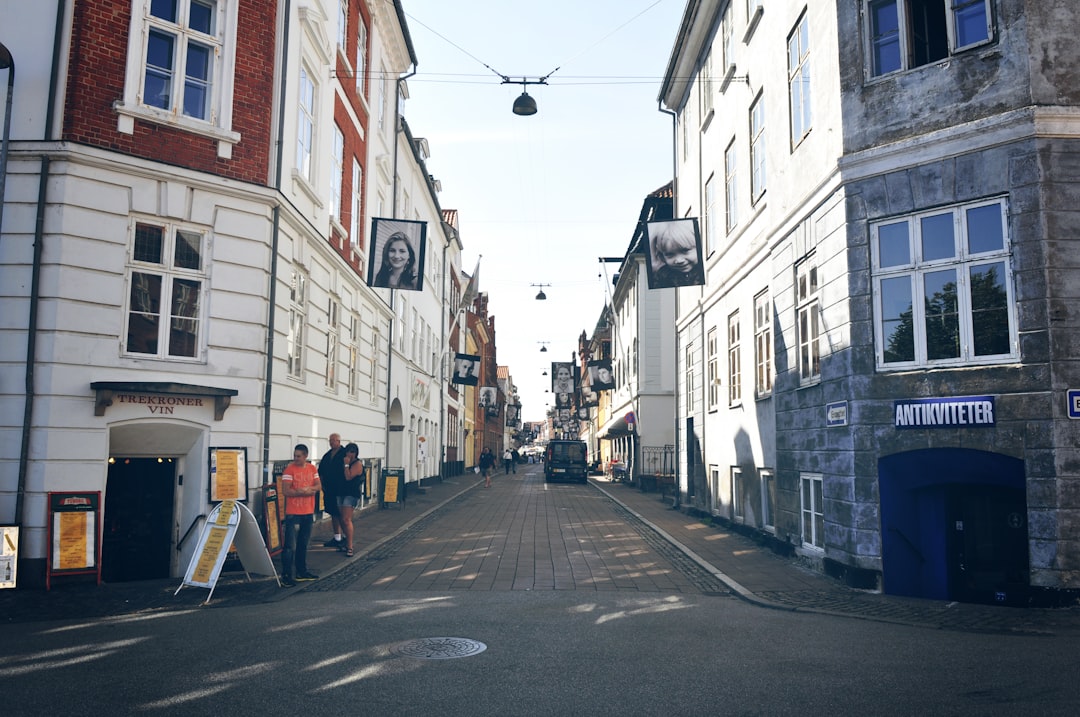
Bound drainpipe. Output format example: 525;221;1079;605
16;1;67;529
657;100;680;508
0;42;14;244
261;0;291;489
382;65;417;482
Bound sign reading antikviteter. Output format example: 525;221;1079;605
894;396;995;429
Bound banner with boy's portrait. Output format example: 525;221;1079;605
452;353;481;386
644;218;705;289
368;218;427;291
478;386;497;409
587;360;616;391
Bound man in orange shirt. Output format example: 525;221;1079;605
280;443;321;587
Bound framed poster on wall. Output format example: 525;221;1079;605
209;447;248;502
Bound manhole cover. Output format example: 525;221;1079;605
391;637;487;660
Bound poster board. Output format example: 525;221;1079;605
47;492;101;590
177;499;278;603
262;483;282;556
209;447;248;502
381;468;405;509
1;525;18;589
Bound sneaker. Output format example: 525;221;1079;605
323;537;343;548
280;577;296;587
295;572;318;582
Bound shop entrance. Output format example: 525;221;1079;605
102;458;176;582
879;448;1028;605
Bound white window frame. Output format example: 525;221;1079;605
749;92;766;202
347;312;359;397
724;139;738;232
760;468;775;532
704;174;717;256
337;0;347;50
800;473;824;550
369;325;380;402
865;0;993;78
728;311;741;406
287;268;307;379
788;13;811;147
796;261;821;383
123;219;209;361
754;290;772;396
721;3;735;75
331;125;344;223
350;158;363;248
731;467;744;521
296;63;317;183
700;50;714;119
356;18;368;96
685;341;696;413
707;327;719;410
326;297;339;390
871;198;1017;369
117;0;241;156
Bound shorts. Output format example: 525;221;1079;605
337;495;359;508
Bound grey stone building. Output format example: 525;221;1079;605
661;0;1080;604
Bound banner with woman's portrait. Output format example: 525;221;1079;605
368;218;427;291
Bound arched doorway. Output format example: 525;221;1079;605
102;457;176;582
879;448;1028;605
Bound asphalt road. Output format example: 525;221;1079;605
4;465;1080;715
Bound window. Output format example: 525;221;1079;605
347;313;359;397
872;199;1015;368
749;93;766;202
731;467;744;520
788;13;811;146
287;268;307;378
331;126;344;223
800;473;824;549
378;69;387;130
754;290;772;396
326;298;339;390
124;221;206;359
721;3;735;74
700;50;714;118
704;175;717;255
707;327;719;410
797;261;820;382
337;0;347;50
356;19;368;96
728;311;741;405
685;342;696;412
369;325;380;401
350;158;363;247
118;0;240;153
867;0;991;77
760;469;775;531
682;106;692;160
297;64;316;182
724;139;738;232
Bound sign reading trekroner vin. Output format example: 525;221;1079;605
894;396;995;429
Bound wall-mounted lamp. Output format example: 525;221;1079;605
531;283;550;300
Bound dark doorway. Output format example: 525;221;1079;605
101;458;176;582
879;448;1028;605
948;484;1029;605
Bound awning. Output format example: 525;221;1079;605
598;413;633;439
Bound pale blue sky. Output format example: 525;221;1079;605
401;0;685;421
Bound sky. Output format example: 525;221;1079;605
399;0;686;422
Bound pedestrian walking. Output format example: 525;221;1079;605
511;448;520;473
503;448;513;474
319;433;346;549
479;448;495;488
280;444;321;587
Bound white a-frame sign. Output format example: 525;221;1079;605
176;500;278;603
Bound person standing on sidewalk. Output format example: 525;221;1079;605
319;433;346;549
281;444;321;587
339;443;364;558
503;448;513;474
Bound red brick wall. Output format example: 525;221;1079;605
64;0;276;185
